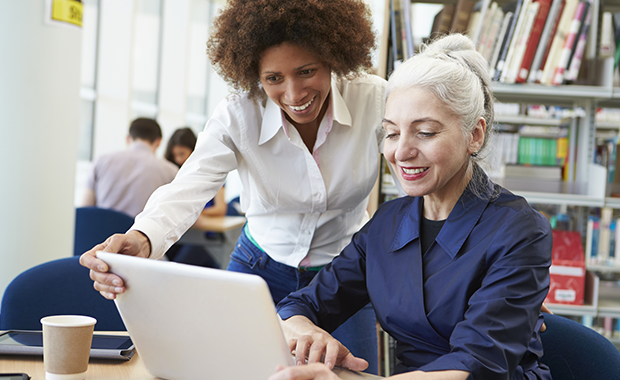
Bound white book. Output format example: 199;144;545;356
482;7;506;63
478;2;499;56
499;0;532;83
472;0;492;45
504;1;540;83
600;12;614;58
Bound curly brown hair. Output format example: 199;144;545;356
207;0;376;99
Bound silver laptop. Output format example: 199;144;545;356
96;251;383;380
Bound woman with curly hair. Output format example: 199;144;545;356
81;0;385;373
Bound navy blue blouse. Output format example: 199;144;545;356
277;174;552;380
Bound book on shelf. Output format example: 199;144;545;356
450;0;477;33
493;0;526;81
600;11;615;59
478;2;501;59
597;208;614;266
532;0;567;83
390;0;404;65
472;0;492;45
489;12;514;72
399;0;412;59
515;0;554;83
499;0;532;82
502;0;541;83
564;5;592;82
551;0;590;85
527;0;564;83
538;0;580;85
431;3;455;37
586;216;600;265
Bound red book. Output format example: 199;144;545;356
515;0;554;83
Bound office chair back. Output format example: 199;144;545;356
74;207;134;256
541;313;620;380
0;256;126;331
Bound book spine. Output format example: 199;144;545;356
490;12;514;74
505;1;541;83
500;0;533;82
483;8;505;63
534;0;567;82
401;0;414;58
451;0;475;33
473;0;492;45
616;217;620;267
585;217;594;263
551;1;588;85
539;0;580;85
479;2;499;57
565;6;592;81
493;0;525;81
516;0;554;83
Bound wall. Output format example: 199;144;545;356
0;2;82;307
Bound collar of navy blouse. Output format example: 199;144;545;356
389;169;495;259
258;77;352;146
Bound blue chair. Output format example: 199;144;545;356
74;207;134;256
0;256;125;331
541;313;620;380
226;196;242;216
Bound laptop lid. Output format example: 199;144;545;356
96;252;383;380
96;251;294;380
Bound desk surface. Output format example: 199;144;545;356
190;215;246;232
0;332;382;380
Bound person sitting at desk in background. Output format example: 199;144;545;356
80;117;178;218
80;0;387;373
270;34;552;380
164;127;227;219
163;127;224;268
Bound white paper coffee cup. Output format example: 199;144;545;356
40;315;97;380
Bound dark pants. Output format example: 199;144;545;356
227;228;378;375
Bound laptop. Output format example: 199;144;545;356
96;251;383;380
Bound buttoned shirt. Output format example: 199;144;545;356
132;74;386;266
277;173;553;380
86;141;179;218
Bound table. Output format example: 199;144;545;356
0;332;155;380
178;216;246;269
0;349;382;380
190;215;246;233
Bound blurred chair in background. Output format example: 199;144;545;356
0;256;125;331
74;206;134;256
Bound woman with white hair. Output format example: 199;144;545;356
270;34;552;380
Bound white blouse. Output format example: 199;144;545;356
132;73;387;267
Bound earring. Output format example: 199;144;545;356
471;151;479;157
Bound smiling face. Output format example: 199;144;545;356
383;87;485;218
258;42;332;131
